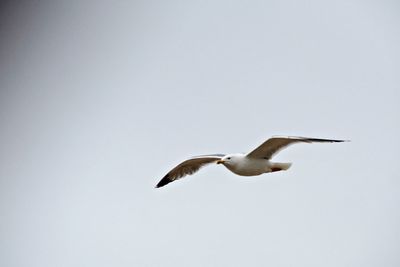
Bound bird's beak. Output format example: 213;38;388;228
216;160;224;164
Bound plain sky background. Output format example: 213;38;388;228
0;0;399;266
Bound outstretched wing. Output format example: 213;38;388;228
246;136;347;159
155;154;225;188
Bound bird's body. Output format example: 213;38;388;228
222;154;268;176
217;153;290;176
155;135;348;188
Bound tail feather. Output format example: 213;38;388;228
271;162;292;172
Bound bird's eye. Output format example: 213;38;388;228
227;157;231;160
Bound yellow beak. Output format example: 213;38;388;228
216;160;224;164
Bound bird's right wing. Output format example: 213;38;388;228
246;136;347;159
155;154;225;188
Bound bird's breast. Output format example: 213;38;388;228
225;158;270;176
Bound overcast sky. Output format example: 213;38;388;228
0;1;399;266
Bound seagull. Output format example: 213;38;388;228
155;136;348;188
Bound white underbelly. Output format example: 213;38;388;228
225;159;270;176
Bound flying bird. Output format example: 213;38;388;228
155;136;348;188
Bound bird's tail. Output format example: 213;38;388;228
270;162;292;172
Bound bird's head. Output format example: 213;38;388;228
216;154;240;166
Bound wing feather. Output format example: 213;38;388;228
246;136;347;159
155;154;224;188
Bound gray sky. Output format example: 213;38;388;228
0;0;399;266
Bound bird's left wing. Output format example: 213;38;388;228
246;136;347;159
155;154;225;188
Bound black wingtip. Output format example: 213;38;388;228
155;174;172;188
307;138;350;143
330;139;351;142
